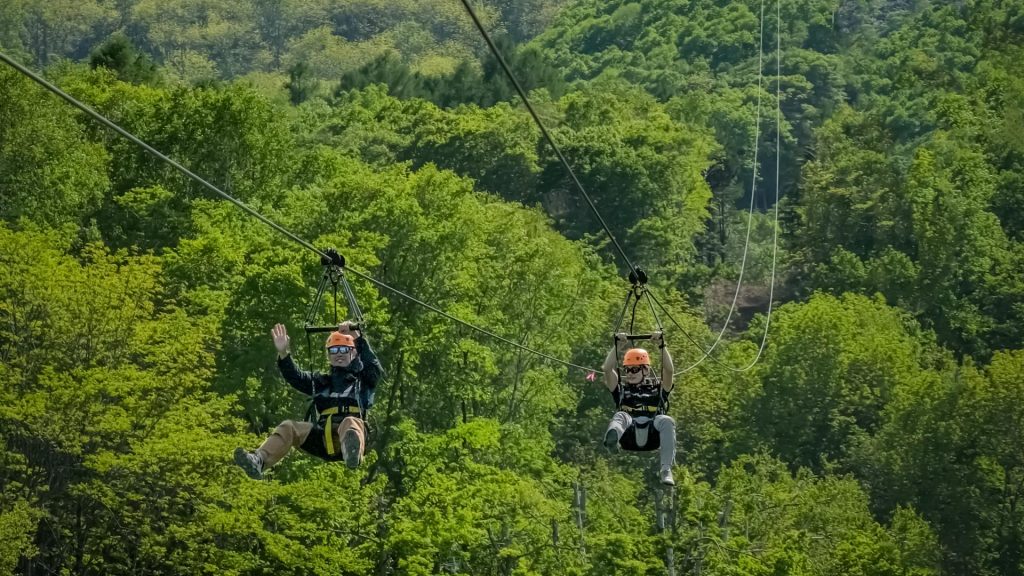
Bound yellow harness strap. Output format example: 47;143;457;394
625;405;660;414
321;407;339;455
320;405;363;455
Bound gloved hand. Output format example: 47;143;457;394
338;320;362;340
651;330;665;348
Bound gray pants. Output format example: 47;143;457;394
606;412;676;471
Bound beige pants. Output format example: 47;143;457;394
256;417;366;468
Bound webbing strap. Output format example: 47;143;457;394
321;407;339;455
340;274;364;324
318;406;361;455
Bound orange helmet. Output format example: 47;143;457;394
325;332;355;349
623;348;651;366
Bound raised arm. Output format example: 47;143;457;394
355;334;382;388
602;333;629;392
652;331;674;392
272;323;318;394
338;321;383;410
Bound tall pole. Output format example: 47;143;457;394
574;481;587;559
655;483;677;576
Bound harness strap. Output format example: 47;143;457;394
321;407;338;455
319;406;362;455
623;404;661;415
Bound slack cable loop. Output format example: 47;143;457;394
677;0;771;372
673;0;781;375
459;0;778;373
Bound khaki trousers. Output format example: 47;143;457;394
256;417;366;468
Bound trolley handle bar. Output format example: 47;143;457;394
304;324;362;334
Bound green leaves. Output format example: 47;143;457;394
378;419;580;575
752;293;925;471
0;499;38;574
0;67;110;228
672;455;939;576
856;350;1024;575
538;83;715;282
3;1;1024;571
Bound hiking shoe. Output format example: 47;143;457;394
603;429;619;453
660;468;675;487
233;447;263;480
342;430;362;469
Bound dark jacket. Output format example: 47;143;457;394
278;335;383;420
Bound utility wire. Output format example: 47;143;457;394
458;0;639;278
0;50;601;375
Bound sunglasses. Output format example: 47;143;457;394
327;345;354;354
624;366;647;374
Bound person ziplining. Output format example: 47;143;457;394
1;16;780;491
234;321;383;479
597;269;679;486
600;327;677;486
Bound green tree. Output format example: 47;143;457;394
861;350;1024;575
0;66;110;228
18;0;115;65
538;83;715;287
89;32;160;84
285;60;316;104
382;419;584;575
674;455;940;576
752;293;927;472
0;500;38;574
49;67;297;249
0;223;393;575
131;0;269;78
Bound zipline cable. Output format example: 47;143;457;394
0;50;602;375
344;267;600;373
458;0;780;370
642;287;712;355
0;52;325;259
644;290;664;333
458;0;639;278
646;290;735;371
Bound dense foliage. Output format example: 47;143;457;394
2;0;1023;574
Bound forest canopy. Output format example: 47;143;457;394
1;0;1023;574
